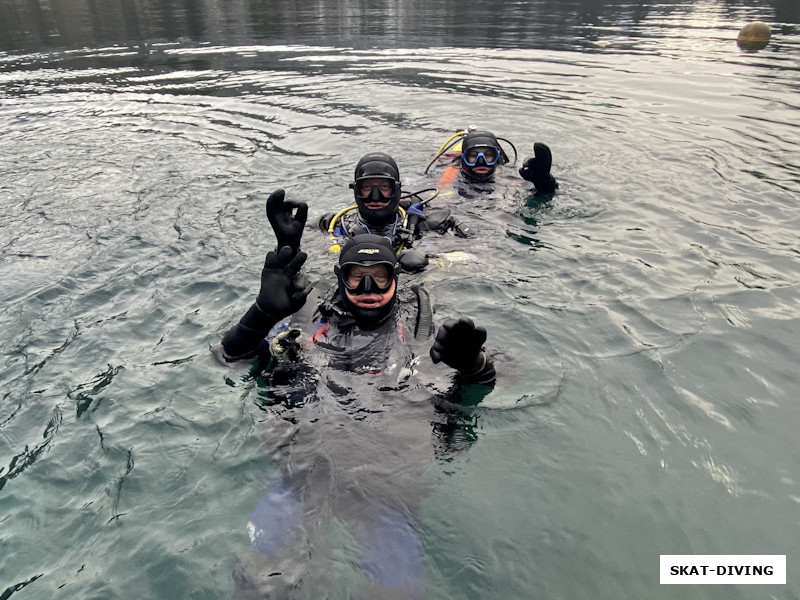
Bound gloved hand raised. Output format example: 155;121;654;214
220;246;309;360
519;142;558;193
256;246;310;321
267;189;308;254
430;317;487;375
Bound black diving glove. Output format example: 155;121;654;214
318;212;335;232
266;189;308;255
256;246;309;319
221;246;309;359
430;317;495;382
519;142;558;194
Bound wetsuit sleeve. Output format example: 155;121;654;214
220;303;280;361
456;351;496;385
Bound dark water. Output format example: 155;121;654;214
1;0;799;599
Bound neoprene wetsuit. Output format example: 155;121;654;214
227;283;492;599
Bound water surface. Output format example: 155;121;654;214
1;1;799;598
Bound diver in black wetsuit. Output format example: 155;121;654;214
218;233;495;385
218;234;495;598
317;152;469;272
433;128;558;198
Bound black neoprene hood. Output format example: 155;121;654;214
338;233;397;268
462;130;500;152
353;152;401;182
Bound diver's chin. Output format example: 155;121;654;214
462;165;495;182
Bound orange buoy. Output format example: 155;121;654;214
737;21;771;51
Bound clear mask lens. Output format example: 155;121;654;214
462;146;500;167
357;180;395;198
341;264;394;294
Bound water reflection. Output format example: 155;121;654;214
2;0;799;595
2;0;798;52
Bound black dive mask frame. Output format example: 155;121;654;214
350;178;401;226
351;178;399;199
335;263;397;295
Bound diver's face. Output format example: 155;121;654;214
343;264;396;308
357;178;393;209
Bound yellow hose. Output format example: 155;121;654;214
327;204;358;233
327;205;407;254
434;130;466;156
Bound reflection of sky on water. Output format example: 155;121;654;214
1;0;798;52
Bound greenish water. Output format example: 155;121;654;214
1;1;799;598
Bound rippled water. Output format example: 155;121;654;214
1;0;800;598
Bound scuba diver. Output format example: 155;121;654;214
218;233;495;384
267;151;498;275
427;127;558;197
316;152;469;271
216;233;495;598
